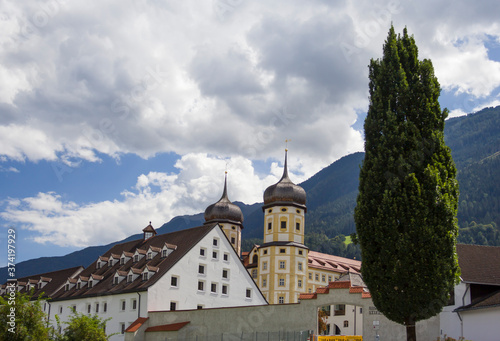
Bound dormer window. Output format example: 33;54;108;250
96;262;101;269
128;274;133;283
108;260;113;267
114;277;119;285
120;258;124;265
162;250;167;258
147;252;152;260
65;284;69;291
143;222;157;240
134;255;139;262
143;273;148;281
88;281;93;288
77;282;81;290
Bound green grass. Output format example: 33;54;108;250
344;235;352;245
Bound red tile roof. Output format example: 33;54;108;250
145;321;190;332
308;251;361;274
50;224;218;302
125;317;149;332
457;244;500;285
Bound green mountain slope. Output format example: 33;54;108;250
2;106;499;281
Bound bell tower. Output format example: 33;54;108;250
204;172;244;255
257;149;308;304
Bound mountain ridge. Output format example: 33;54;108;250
2;106;499;281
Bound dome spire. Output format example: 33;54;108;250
204;171;244;225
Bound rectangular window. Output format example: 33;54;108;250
222;284;228;295
114;277;119;285
170;302;177;311
162;250;167;257
267;222;272;230
211;283;217;293
120;258;124;265
147;252;152;260
212;250;218;259
296;222;300;231
77;282;81;289
109;260;113;267
308;273;312;280
298;262;303;271
279;261;286;269
97;262;101;269
121;300;126;311
252;269;257;279
65;284;69;291
128;274;133;283
198;281;204;291
315;274;319;281
200;248;206;256
298;250;303;255
142;273;148;281
263;262;267;270
246;288;252;298
213;238;218;247
322;275;326;282
328;276;332;282
171;276;178;287
198;264;205;275
87;304;91;314
344;320;349;327
132;299;137;310
134;255;138;262
278;296;284;304
263;279;267;287
279;278;285;286
298;279;302;288
95;303;99;313
231;237;236;244
280;248;286;254
59;306;63;314
334;304;346;316
120;323;125;334
222;269;228;279
223;253;229;261
103;303;107;313
280;221;286;230
88;281;93;288
197;305;204;310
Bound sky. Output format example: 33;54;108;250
1;0;500;267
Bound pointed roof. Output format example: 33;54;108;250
204;172;244;226
263;150;306;209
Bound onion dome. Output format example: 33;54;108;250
204;173;244;226
263;150;306;209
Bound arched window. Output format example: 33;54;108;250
252;254;258;264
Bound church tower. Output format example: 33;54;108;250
257;150;308;304
204;172;244;255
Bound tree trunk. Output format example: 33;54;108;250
406;320;416;341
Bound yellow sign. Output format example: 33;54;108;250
317;336;362;341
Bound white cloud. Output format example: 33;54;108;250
0;153;295;247
0;0;497;168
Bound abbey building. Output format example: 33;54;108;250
204;149;362;305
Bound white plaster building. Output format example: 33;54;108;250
12;222;266;341
439;244;500;341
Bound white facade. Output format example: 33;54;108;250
461;306;500;341
47;292;148;341
147;226;266;311
439;281;469;340
46;224;266;341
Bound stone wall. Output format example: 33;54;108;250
125;280;440;341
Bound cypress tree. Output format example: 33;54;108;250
354;26;460;341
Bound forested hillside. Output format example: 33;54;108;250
2;106;499;281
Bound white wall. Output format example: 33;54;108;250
462;307;500;341
48;292;148;341
147;226;267;312
325;304;363;336
439;281;469;340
